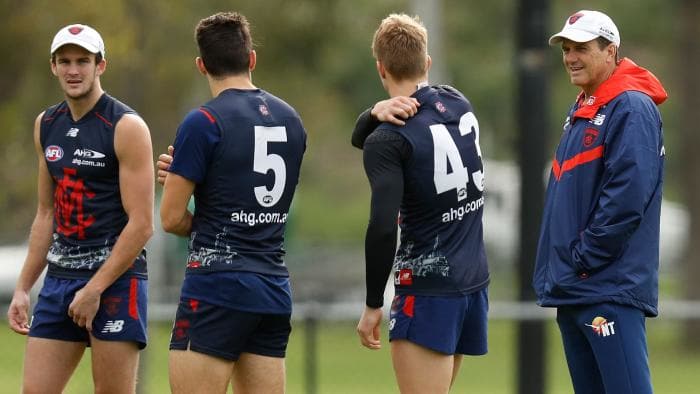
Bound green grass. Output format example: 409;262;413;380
1;319;699;393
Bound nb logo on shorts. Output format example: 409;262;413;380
101;320;125;333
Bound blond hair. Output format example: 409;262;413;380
372;14;428;81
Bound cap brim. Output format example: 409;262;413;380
51;39;100;55
548;30;599;46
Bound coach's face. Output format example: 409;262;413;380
561;38;616;96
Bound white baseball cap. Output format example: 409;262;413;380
51;24;105;57
549;10;620;47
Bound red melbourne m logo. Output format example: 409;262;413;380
54;167;95;239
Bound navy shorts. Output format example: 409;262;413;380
388;288;488;355
169;297;292;361
29;275;148;349
557;303;652;394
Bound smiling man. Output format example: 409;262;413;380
7;24;154;393
533;10;668;394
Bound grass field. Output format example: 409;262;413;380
1;318;699;393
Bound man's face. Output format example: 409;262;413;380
51;45;104;100
560;38;616;94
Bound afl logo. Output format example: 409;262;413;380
45;145;64;162
262;195;274;205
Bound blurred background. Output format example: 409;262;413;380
1;0;699;393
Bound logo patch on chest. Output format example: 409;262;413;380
45;145;64;162
583;128;599;147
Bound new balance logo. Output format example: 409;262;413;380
66;128;79;137
590;114;606;126
585;316;616;337
101;320;125;333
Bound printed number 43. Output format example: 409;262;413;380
430;112;484;201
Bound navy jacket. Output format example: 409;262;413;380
533;58;668;316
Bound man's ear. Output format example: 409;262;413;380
195;57;208;76
95;58;107;76
249;50;256;72
376;60;387;80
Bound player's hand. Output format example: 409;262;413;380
7;290;31;335
68;285;101;332
370;96;420;126
357;306;383;350
156;145;174;185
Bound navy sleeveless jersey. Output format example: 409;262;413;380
170;88;306;276
385;85;489;295
40;93;147;279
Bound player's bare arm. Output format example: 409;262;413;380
160;172;195;237
8;113;55;335
68;113;154;331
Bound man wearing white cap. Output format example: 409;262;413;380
533;10;667;394
7;24;154;393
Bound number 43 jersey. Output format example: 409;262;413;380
169;88;306;276
386;85;489;296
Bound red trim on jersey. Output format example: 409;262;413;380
128;278;139;319
552;145;605;181
198;108;216;124
94;112;113;127
403;295;415;317
189;299;200;312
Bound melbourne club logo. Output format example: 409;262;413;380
102;296;122;317
568;12;584;24
68;26;84;35
585;316;616;337
45;145;64;162
583;128;599;147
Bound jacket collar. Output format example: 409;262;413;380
573;57;668;120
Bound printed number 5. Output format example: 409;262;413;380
254;126;287;207
430;112;484;202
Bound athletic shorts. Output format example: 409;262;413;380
169;297;292;361
388;288;488;355
29;275;148;349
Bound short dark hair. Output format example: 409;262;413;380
195;12;253;78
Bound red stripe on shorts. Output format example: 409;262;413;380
128;278;139;320
403;295;415;317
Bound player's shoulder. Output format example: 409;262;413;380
104;94;136;114
42;100;68;121
259;89;301;118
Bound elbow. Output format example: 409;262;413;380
134;217;154;241
160;216;178;234
160;212;184;235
